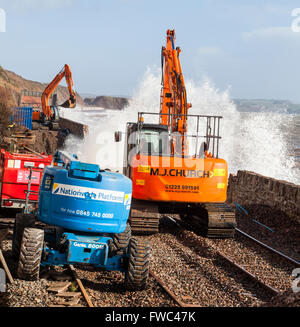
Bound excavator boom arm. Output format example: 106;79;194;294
41;64;76;121
160;30;191;133
160;30;191;154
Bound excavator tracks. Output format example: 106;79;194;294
130;199;236;238
181;203;236;238
129;200;161;235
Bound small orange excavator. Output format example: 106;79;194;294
118;29;236;238
32;64;76;130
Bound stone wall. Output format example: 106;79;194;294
227;170;300;223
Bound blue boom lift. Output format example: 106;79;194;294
12;151;150;290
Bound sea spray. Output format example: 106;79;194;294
62;68;299;185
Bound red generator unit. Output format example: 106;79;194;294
0;149;52;209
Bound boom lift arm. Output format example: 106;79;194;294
41;64;76;124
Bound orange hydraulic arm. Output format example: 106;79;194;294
41;64;76;121
160;30;191;135
160;30;191;155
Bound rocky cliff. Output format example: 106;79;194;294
84;95;129;110
233;99;300;114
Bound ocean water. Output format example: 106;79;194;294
60;69;300;185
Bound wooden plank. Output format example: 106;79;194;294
68;265;94;307
0;249;14;284
21;146;44;158
47;281;71;293
56;292;81;298
55;298;80;306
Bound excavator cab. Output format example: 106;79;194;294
123;112;223;165
136;126;170;156
39;105;60;130
122;122;169;178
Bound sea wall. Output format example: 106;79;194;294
59;117;89;139
227;170;300;223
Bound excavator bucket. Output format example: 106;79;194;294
61;100;76;108
60;97;76;108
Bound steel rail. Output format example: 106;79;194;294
217;250;280;296
164;216;282;298
149;269;201;307
235;228;300;267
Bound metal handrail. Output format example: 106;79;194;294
137;112;222;158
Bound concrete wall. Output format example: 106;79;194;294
59;117;89;139
227;170;300;223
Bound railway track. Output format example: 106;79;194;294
72;263;179;307
50;222;300;308
155;215;297;304
148;234;272;306
171;214;299;270
215;250;280;296
3;212;297;307
37;219;300;308
0;228;94;307
235;228;300;267
68;265;94;307
150;240;281;307
211;227;299;297
37;265;94;307
30;223;300;307
2;219;176;307
149;269;202;307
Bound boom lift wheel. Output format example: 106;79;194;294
17;228;44;281
12;213;36;258
110;223;132;255
125;238;150;290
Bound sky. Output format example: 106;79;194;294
1;0;300;102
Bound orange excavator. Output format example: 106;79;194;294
33;64;76;130
118;29;236;238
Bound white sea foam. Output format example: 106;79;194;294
61;68;299;185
